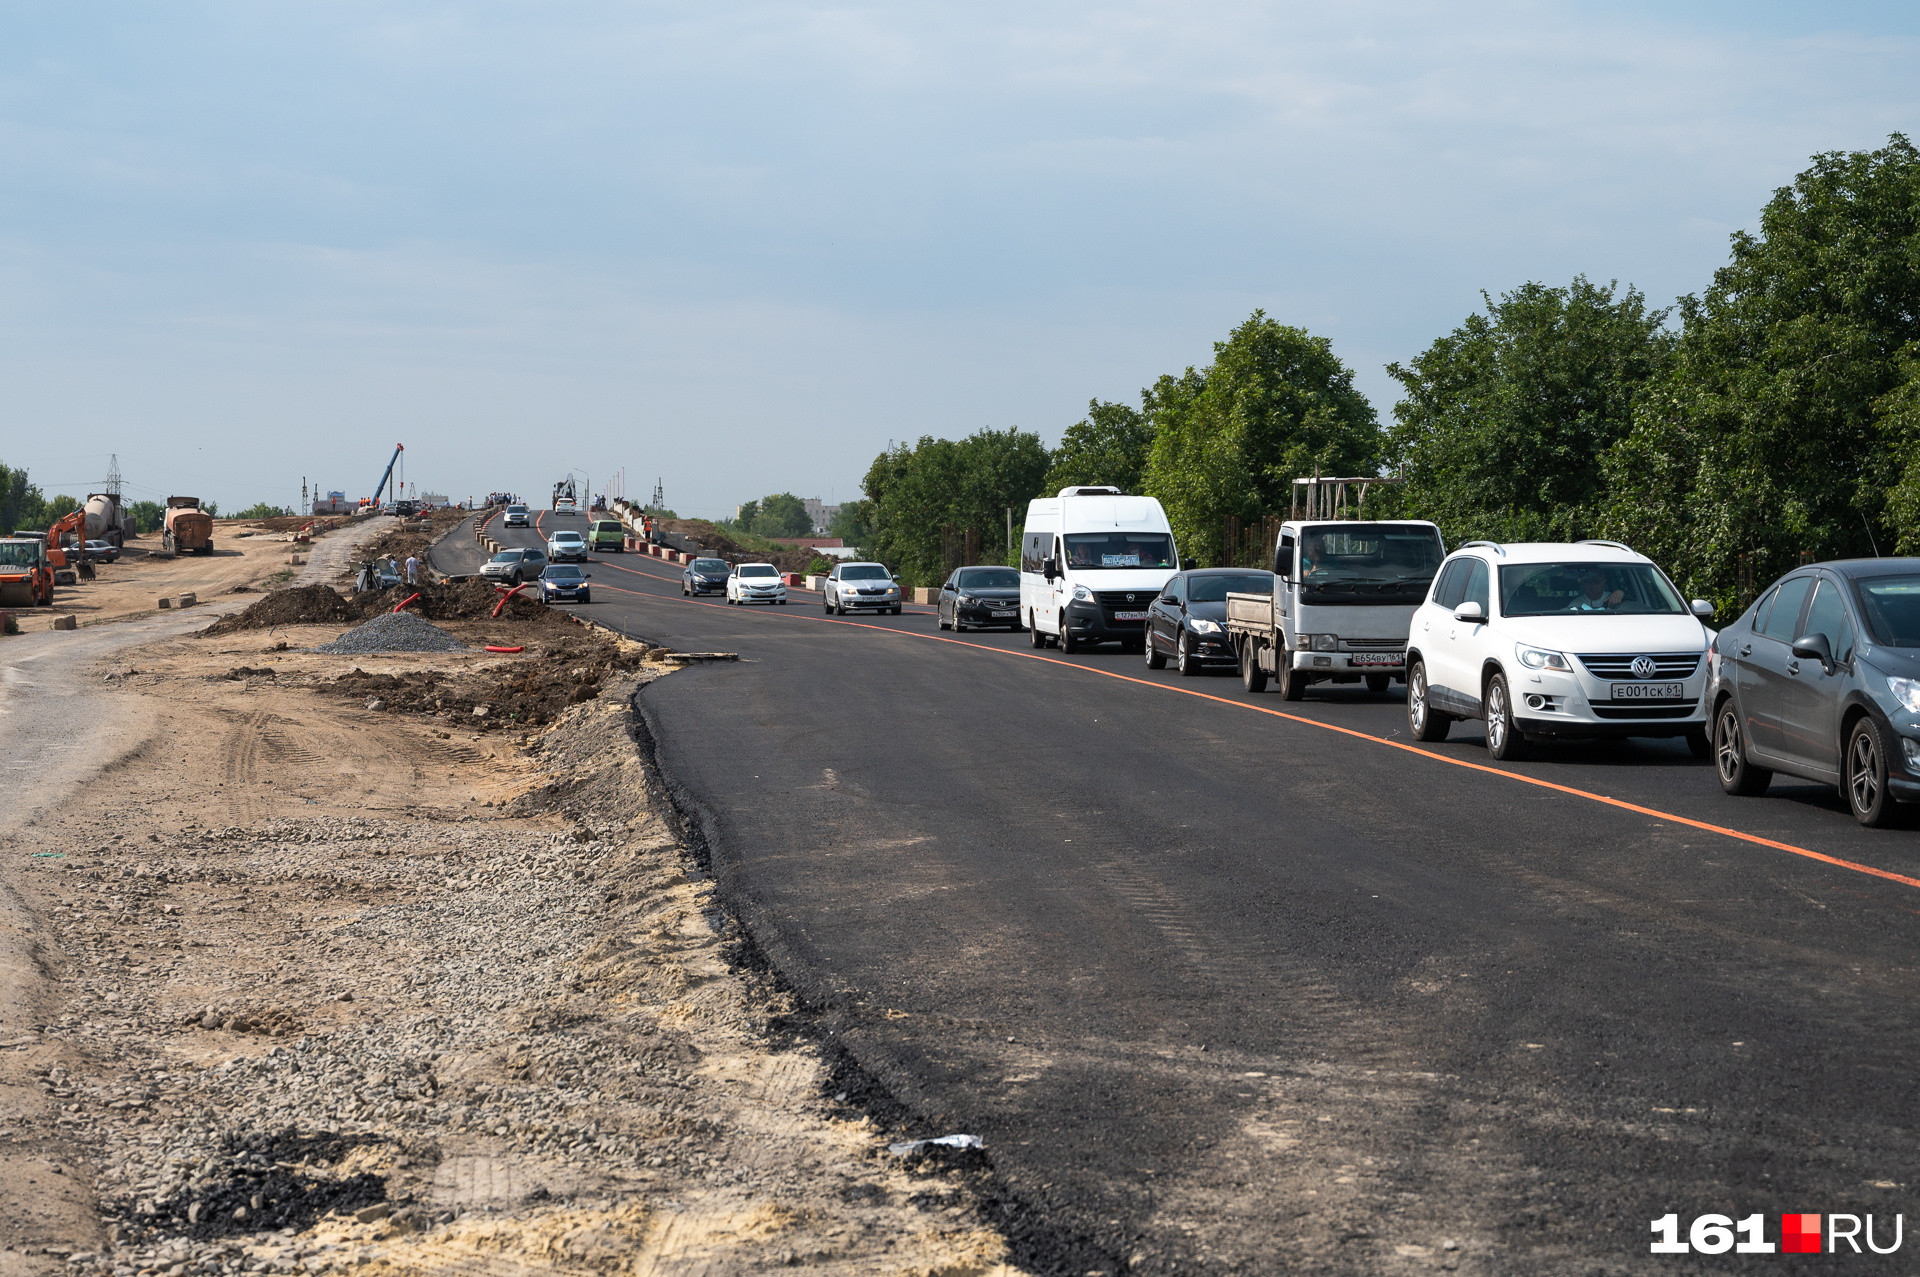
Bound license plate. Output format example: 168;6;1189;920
1113;611;1148;621
1351;652;1403;666
1612;682;1684;701
991;609;1016;617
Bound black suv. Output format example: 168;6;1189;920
1710;558;1920;826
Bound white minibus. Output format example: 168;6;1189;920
1020;486;1187;654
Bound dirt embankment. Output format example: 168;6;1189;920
352;510;471;575
0;607;1025;1277
657;520;827;575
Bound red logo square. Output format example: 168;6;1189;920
1783;1214;1822;1254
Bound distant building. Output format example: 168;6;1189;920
802;498;841;535
419;492;449;507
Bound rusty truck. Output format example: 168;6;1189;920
162;497;214;556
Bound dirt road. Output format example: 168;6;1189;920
0;594;1023;1276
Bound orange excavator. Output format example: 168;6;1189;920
46;508;93;582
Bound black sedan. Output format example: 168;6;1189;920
938;566;1022;631
539;564;592;604
1710;557;1920;826
1145;568;1276;676
682;557;730;596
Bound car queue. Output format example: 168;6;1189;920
495;483;1920;829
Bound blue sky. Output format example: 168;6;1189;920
1;2;1915;519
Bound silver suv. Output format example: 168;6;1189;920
824;562;901;615
481;547;548;585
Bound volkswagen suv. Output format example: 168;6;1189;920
1404;540;1716;760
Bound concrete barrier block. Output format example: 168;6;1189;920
157;597;172;609
782;573;803;587
179;592;198;608
805;574;829;592
288;554;306;565
52;614;77;631
913;588;937;605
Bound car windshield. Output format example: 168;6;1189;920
841;565;889;580
1296;525;1443;602
0;543;40;567
693;559;728;572
545;566;583;580
958;568;1019;590
553;533;581;542
739;565;778;578
1498;562;1687;617
489;552;521;563
1064;533;1175;569
1188;572;1274;602
507;507;527;514
1853;575;1920;646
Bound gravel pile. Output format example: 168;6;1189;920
310;612;469;655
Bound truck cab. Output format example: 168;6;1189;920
1225;519;1445;699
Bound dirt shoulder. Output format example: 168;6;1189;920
0;601;1024;1277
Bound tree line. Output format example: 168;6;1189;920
851;134;1920;609
0;464;240;535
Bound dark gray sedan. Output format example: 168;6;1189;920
1710;558;1920;826
682;557;730;596
1146;569;1276;676
938;566;1022;631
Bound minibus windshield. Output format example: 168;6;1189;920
1063;533;1175;570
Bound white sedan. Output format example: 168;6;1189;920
727;563;788;605
547;530;589;562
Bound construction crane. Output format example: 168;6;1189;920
371;444;404;510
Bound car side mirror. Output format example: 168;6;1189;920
1690;599;1714;619
584;574;592;579
1453;600;1486;623
1042;558;1058;580
1181;557;1197;571
1791;633;1835;670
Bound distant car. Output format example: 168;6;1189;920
83;539;120;564
547;530;588;562
589;520;625;553
727;562;787;605
938;566;1022;632
539;564;592;604
824;562;901;615
1146;569;1275;676
683;557;730;596
480;547;548;585
554;498;577;515
1710;558;1920;827
503;505;531;528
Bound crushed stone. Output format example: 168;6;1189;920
311;613;469;655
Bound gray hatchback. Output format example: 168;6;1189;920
1710;559;1920;826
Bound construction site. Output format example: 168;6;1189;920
0;451;1023;1277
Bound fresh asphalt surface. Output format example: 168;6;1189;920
474;512;1920;1275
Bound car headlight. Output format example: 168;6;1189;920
1516;644;1571;671
1311;633;1337;652
1189;618;1221;634
1072;585;1093;602
1888;676;1920;714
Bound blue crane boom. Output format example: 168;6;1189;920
372;443;404;508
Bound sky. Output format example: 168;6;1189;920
1;2;1916;520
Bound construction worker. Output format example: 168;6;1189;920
405;554;419;585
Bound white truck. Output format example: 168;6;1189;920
1224;519;1446;698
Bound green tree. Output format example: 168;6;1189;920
0;463;46;533
201;500;219;519
860;427;1050;584
732;499;759;531
127;500;164;534
234;502;293;519
1043;400;1154;496
750;492;813;539
828;499;872;546
1604;134;1920;608
48;494;80;520
1385;277;1675;545
1142;313;1378;564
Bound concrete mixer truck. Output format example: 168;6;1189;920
84;493;134;548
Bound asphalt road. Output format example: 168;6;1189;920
490;511;1920;1275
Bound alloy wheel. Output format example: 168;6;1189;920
1849;727;1882;819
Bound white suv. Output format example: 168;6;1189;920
1404;540;1717;760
